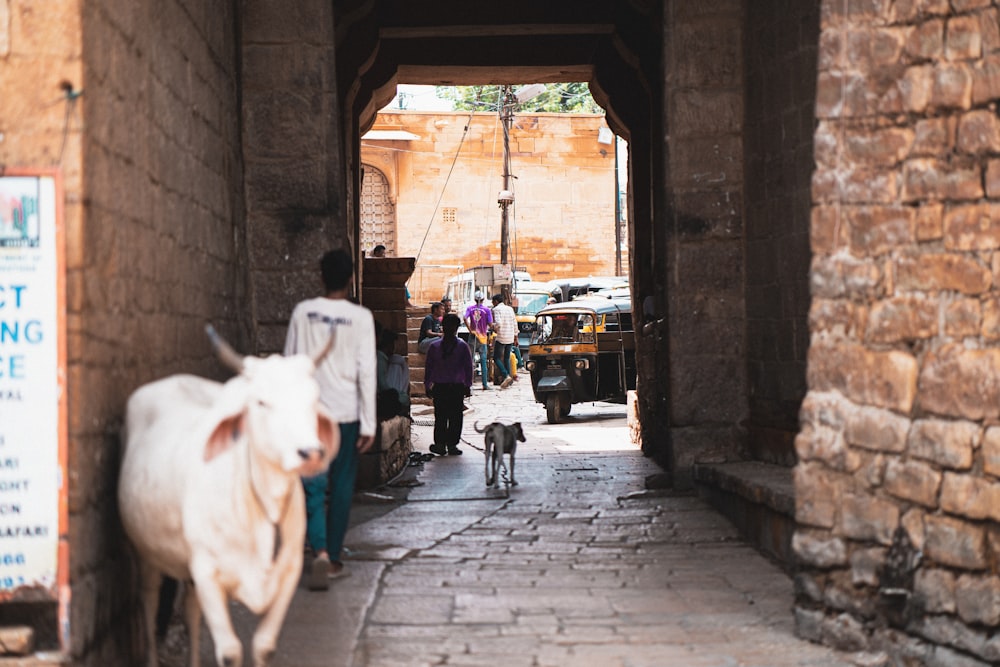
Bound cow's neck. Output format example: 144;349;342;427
240;440;294;535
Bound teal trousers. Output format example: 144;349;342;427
302;421;360;561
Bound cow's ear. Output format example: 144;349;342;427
317;405;340;465
205;414;244;461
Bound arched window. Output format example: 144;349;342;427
359;165;396;256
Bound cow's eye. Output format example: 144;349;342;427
256;398;270;408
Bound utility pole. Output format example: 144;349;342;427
614;134;622;277
496;84;543;302
498;84;515;302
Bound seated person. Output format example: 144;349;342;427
548;313;579;341
418;301;444;353
377;328;410;418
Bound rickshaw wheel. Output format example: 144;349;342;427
560;392;572;416
545;394;563;424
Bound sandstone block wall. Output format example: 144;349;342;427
798;2;1000;661
1;0;268;659
242;0;348;354
362;112;621;305
72;1;246;662
664;0;748;484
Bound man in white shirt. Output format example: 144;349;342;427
491;293;517;389
285;248;376;590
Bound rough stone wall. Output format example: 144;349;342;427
71;0;247;663
664;0;748;485
363;111;620;304
744;1;821;465
797;2;1000;662
242;1;348;353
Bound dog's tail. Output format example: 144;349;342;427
473;420;490;433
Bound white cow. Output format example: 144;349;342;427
118;326;340;667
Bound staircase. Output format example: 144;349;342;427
406;306;429;399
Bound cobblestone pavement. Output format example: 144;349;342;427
173;377;859;667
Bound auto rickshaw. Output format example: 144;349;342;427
525;296;637;423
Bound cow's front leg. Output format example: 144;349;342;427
251;547;303;667
139;563;162;667
183;581;203;667
190;562;241;667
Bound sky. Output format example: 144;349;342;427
379;84;628;189
383;84;455;111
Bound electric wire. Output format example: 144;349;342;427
414;110;476;264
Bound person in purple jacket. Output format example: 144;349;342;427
425;313;473;456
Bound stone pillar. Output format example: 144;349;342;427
358;258;415;489
362;256;415;348
662;0;748;486
242;0;348;353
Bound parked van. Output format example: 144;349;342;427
444;266;533;323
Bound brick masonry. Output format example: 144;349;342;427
0;0;248;662
796;2;1000;662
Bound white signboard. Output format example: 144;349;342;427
0;174;64;598
493;263;512;285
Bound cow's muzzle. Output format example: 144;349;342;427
295;447;326;476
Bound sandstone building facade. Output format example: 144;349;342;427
360;110;624;304
0;0;999;664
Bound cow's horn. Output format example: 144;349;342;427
312;327;336;367
205;324;245;373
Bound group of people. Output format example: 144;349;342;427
284;245;524;591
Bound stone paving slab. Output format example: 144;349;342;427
339;382;858;667
160;379;865;667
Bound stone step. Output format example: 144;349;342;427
0;627;33;657
692;461;795;570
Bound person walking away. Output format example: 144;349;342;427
284;248;376;590
418;301;444;353
425;313;473;456
463;291;493;390
491;293;517;389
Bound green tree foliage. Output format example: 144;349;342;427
435;83;603;114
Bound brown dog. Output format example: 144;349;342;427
475;421;526;488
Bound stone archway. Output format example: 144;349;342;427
7;0;992;661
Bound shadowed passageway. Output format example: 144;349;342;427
169;380;855;667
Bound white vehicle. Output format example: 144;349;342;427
444;266;533;324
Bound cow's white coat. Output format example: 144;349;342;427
119;352;339;667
